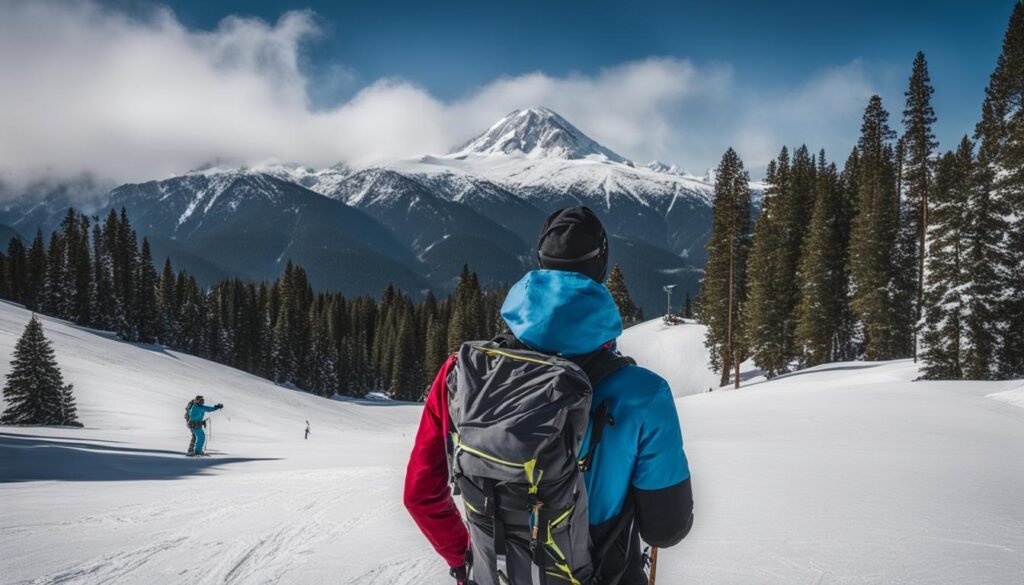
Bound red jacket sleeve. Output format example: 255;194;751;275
403;355;468;567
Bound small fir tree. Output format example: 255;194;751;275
1;315;79;426
605;264;642;326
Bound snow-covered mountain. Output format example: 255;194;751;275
106;170;430;296
365;108;728;262
3;303;1022;584
448;107;630;163
297;108;743;307
0;108;762;312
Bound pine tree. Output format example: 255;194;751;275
41;231;70;319
1;315;79;426
157;258;177;345
306;306;338;396
423;311;448;388
91;222;120;332
65;212;94;326
390;300;422;400
902;52;939;359
892;134;918;360
974;2;1024;378
849;95;901;360
833;148;861;360
372;284;400;389
6;237;27;305
26;229;47;312
683;291;693;318
176;275;206;357
113;209;139;339
744;151;791;377
0;251;8;301
700;148;753;387
271;262;312;383
794;152;848;366
605;263;642;326
921;138;975;379
255;282;275;380
134;238;159;343
447;265;484;353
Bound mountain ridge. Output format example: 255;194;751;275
0;107;762;315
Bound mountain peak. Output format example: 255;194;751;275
449;107;629;163
645;160;687;176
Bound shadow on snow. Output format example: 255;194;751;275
0;432;277;483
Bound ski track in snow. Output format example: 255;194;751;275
12;469;408;585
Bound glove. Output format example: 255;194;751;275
449;549;473;584
215;403;224;409
449;565;471;585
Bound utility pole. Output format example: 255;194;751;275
663;285;676;317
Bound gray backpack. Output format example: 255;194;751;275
447;337;633;585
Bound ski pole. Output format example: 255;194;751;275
649;547;659;585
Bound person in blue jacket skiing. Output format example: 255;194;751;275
185;395;223;456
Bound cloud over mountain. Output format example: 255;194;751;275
0;1;878;189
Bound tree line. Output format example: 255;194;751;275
700;4;1024;386
0;208;510;401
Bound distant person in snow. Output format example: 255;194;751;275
305;420;310;440
184;395;223;457
404;207;694;585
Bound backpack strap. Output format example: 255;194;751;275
575;345;635;472
591;497;639;585
491;331;637;387
579;401;613;473
490;331;523;350
571;346;636;388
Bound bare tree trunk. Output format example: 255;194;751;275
720;349;730;387
723;224;735;387
916;183;928;362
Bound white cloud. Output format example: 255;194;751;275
0;1;880;191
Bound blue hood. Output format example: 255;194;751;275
501;270;623;357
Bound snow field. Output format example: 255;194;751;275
2;307;1023;584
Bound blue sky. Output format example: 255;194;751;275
158;0;1007;144
0;1;1013;185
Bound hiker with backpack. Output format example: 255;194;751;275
404;207;694;585
184;395;223;457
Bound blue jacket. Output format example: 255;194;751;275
187;402;218;423
503;270;694;581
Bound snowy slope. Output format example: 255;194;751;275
3;304;1024;584
989;384;1024;409
618;317;758;396
0;301;429;585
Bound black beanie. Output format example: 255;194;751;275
537;206;609;282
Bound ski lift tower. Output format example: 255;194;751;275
663;284;677;317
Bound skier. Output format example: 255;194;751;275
185;395;223;456
404;207;694;585
305;420;311;440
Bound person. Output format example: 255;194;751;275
404;207;694;585
305;420;311;440
185;395;223;456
